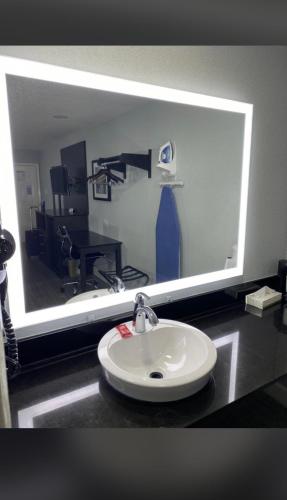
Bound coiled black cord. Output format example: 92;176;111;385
0;227;19;379
0;273;21;379
2;307;21;379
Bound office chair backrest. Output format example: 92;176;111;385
56;225;73;259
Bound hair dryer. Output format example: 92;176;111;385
0;224;20;378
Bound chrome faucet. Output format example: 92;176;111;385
134;292;159;333
134;291;150;309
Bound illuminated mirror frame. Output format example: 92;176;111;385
0;56;253;338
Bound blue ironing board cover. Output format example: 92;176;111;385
156;186;181;283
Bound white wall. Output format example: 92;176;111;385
1;46;287;282
39;99;243;281
13;148;42;164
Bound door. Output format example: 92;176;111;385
15;164;41;242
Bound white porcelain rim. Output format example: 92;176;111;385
97;319;217;388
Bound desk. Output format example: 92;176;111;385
69;230;122;291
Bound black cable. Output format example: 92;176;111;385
0;273;20;379
2;306;20;379
0;226;20;379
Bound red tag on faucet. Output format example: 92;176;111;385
115;324;133;338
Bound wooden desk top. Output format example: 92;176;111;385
69;230;122;249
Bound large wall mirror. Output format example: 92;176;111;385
0;57;253;338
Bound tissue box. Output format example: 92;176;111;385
245;286;282;310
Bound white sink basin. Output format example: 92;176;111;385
66;288;112;304
98;319;217;402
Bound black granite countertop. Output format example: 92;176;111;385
9;299;287;428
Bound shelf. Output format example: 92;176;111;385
95;149;152;178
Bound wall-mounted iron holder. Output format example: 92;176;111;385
95;149;152;178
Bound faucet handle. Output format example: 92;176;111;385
133;292;150;323
134;291;150;305
134;305;159;333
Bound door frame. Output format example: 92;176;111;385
15;163;41;205
15;163;41;237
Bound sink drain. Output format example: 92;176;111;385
149;371;163;379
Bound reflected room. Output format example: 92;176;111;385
6;75;244;313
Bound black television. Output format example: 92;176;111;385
60;140;88;214
50;165;69;195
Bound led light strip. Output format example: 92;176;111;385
0;55;253;335
213;331;239;403
17;382;100;428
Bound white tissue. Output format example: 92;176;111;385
245;286;282;310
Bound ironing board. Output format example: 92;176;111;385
156;186;181;282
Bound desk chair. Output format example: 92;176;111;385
57;225;104;295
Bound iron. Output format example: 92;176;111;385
157;141;176;175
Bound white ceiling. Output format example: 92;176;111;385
6;75;147;151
